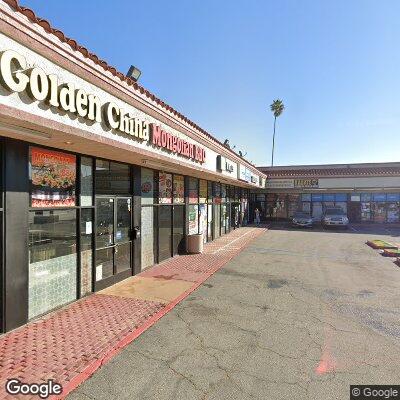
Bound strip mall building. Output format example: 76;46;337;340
252;163;400;224
0;1;268;332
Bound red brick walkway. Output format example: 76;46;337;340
0;226;267;399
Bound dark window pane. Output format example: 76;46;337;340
158;206;172;261
189;178;198;204
96;197;114;249
95;247;113;280
115;242;131;273
95;160;130;194
173;205;185;255
173;175;185;204
80;157;93;206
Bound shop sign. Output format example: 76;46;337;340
294;179;319;188
238;164;247;181
150;124;206;163
250;175;260;185
216;155;234;173
266;179;294;188
245;169;251;183
0;50;206;163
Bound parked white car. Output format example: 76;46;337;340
322;207;349;227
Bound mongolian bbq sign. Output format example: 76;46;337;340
30;147;76;207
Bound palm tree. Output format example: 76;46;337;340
270;99;285;167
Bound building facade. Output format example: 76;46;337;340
252;163;400;223
0;1;267;332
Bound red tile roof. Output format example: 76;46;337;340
2;0;260;170
258;166;400;178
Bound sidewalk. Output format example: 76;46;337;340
0;226;267;399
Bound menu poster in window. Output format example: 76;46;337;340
188;205;199;234
30;147;76;207
199;180;207;203
173;175;185;204
159;172;172;204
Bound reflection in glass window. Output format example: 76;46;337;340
189;178;198;204
28;209;77;319
141;168;154;205
95;159;130;194
159;172;173;204
173;175;185;204
80;157;93;206
199;180;207;203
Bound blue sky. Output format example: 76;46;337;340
22;0;400;166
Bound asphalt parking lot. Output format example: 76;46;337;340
69;223;400;400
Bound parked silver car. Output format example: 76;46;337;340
292;212;313;228
322;207;349;227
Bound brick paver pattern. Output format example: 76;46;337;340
0;226;266;399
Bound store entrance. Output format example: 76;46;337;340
348;202;361;223
95;196;132;291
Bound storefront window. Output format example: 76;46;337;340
199;180;207;203
207;182;213;203
141;168;154;205
288;194;300;217
188;204;199;234
361;193;372;202
221;184;226;203
387;202;399;222
189;178;198;204
173;175;185;204
80;156;93;206
361;202;371;221
30;147;76;208
372;193;386;202
372;202;386;223
214;183;221;204
95;160;130;194
159;172;172;204
199;204;207;243
29;209;77;319
80;208;93;297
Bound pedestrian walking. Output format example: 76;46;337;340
255;208;261;225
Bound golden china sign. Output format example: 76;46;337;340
0;50;206;163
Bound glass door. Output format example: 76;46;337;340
95;196;132;290
115;198;132;274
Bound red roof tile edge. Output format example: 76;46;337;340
2;0;261;171
258;167;400;178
